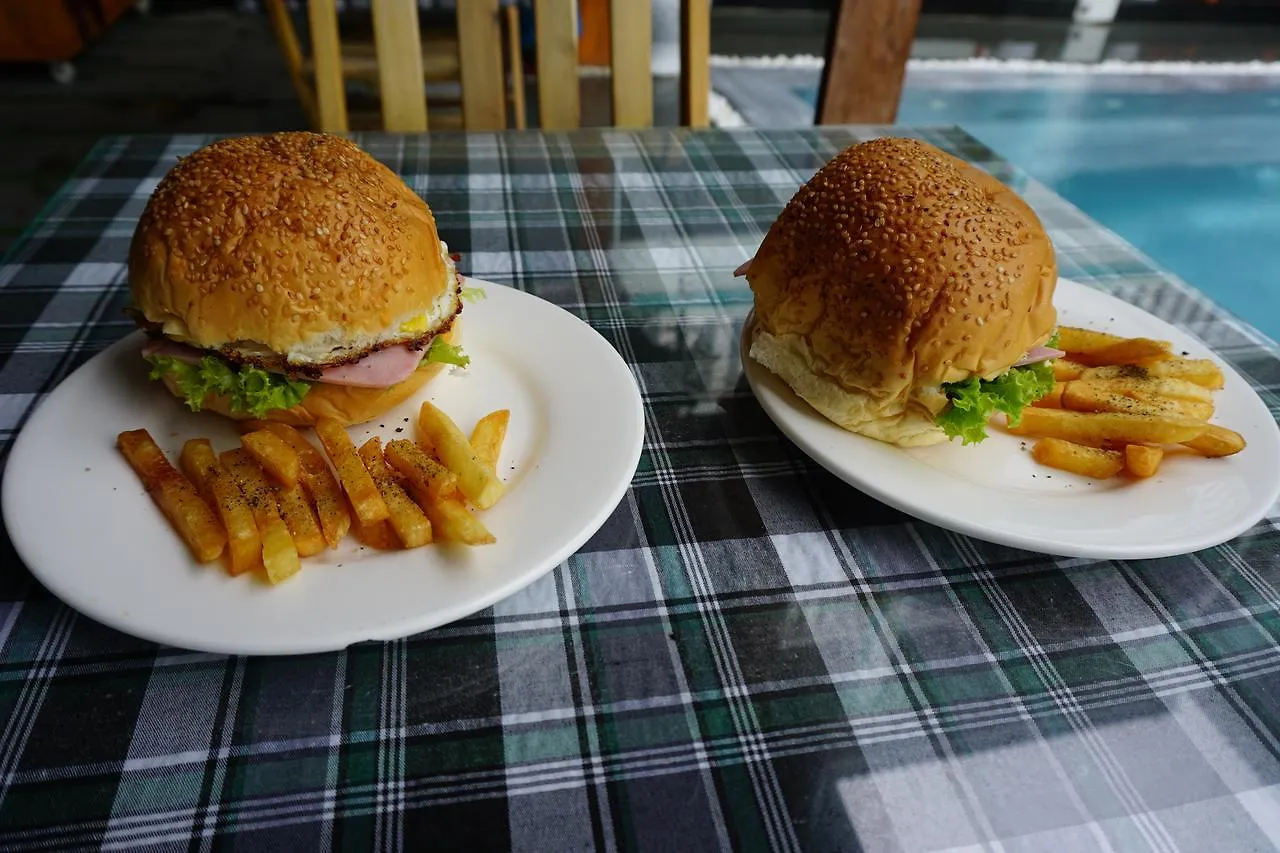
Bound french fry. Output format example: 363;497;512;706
357;437;432;548
1035;383;1066;409
1017;327;1242;480
417;402;505;509
1135;356;1225;390
274;483;327;557
354;518;400;550
241;429;301;489
1070;339;1173;367
220;448;301;584
121;397;515;575
179;438;219;493
1058;326;1173;362
1056;326;1129;353
1052;359;1086;382
242;420;351;548
384;439;459;501
203;467;262;576
1121;391;1213;421
179;439;261;575
299;467;352;550
1182;424;1247;458
1006;408;1208;447
117;429;226;563
470;409;510;473
315;417;389;526
414;489;496;546
238;429;322;556
385;438;494;545
1071;368;1214;404
1124;445;1164;478
1060;383;1198;419
1032;437;1125;479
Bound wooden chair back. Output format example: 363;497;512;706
268;0;520;132
267;0;710;132
526;0;709;129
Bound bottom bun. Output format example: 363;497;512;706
162;326;460;427
748;320;947;447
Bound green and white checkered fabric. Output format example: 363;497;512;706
0;127;1278;851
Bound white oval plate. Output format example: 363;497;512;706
741;277;1280;560
2;280;644;655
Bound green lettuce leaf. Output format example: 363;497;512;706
422;336;470;368
460;285;487;303
936;359;1055;445
148;354;311;418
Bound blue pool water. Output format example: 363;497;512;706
796;80;1280;343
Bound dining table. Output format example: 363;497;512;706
1;124;1279;852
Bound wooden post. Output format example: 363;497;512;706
679;0;709;127
457;0;508;130
815;0;922;125
264;0;318;128
505;4;527;129
610;0;653;128
534;0;580;130
371;0;428;131
307;0;348;132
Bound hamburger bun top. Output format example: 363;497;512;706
128;132;457;371
746;137;1057;443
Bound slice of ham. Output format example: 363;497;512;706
1014;346;1065;367
317;345;422;388
142;337;424;388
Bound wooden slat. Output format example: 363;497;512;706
815;0;922;125
679;0;709;127
307;0;348;132
371;0;428;132
457;0;507;130
302;35;461;84
609;0;652;128
534;0;580;130
505;4;527;130
264;0;318;128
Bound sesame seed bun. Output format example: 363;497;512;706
128;131;458;369
746;137;1058;446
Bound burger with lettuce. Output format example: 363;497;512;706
739;137;1062;446
126;131;472;426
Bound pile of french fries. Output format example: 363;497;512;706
1001;326;1245;480
116;402;511;583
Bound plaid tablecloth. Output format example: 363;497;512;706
1;126;1279;851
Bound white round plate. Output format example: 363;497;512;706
741;277;1280;560
2;280;644;655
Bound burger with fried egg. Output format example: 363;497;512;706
127;131;472;426
740;137;1062;446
